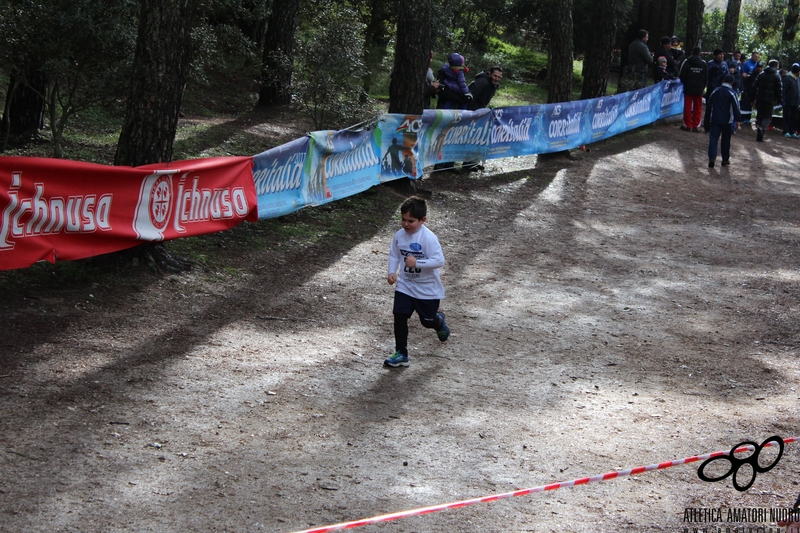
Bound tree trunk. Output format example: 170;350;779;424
580;0;620;100
546;0;574;104
388;0;434;114
6;69;46;145
114;0;196;167
784;0;800;42
361;0;389;102
722;0;742;53
257;0;301;107
684;0;704;53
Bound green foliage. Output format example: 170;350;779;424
293;2;379;130
469;37;546;82
0;0;137;156
702;8;726;52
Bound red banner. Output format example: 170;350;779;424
0;156;258;271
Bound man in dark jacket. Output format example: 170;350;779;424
706;74;742;168
753;59;783;142
467;66;502;111
679;47;708;132
626;29;652;90
462;66;503;172
782;63;800;138
707;49;728;95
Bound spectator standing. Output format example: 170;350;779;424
462;66;503;172
741;61;763;126
729;51;744;93
679;47;708;132
753;59;783;142
741;51;760;81
670;36;686;65
434;53;473;172
654;37;676;80
706;74;741;168
423;52;440;109
707;49;728;95
627;29;653;90
782;63;800;138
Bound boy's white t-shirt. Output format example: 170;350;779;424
388;224;445;300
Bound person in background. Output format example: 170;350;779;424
706;74;741;168
752;59;783;142
423;51;440;109
707;48;728;95
741;51;760;82
467;66;502;111
729;51;744;93
436;53;472;111
670;36;686;65
782;63;800;138
679;47;708;132
653;56;674;82
462;66;503;172
434;53;473;172
627;29;653;90
741;61;763;127
654;37;676;80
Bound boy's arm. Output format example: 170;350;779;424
413;233;445;270
388;237;401;276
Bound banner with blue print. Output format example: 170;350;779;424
659;79;684;117
376;114;423;181
251;82;684;221
420;109;492;167
253;136;309;219
488;105;543;159
538;99;595;153
306;129;382;206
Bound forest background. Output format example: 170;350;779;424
1;0;800;169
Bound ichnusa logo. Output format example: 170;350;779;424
0;171;113;251
133;170;250;241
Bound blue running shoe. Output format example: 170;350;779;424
436;312;450;342
384;352;409;367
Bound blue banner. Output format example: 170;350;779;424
659;79;685;117
488;106;542;159
252;82;685;219
306;129;382;206
420;109;492;167
376;115;423;181
253;136;309;219
538;99;594;153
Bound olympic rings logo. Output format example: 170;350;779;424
698;436;784;492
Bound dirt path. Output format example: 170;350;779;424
1;119;799;533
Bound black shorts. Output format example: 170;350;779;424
393;290;440;322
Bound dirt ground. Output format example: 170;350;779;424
1;115;800;533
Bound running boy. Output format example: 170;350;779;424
384;196;450;367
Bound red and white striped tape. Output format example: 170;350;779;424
287;436;798;533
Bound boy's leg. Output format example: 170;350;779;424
412;298;450;342
386;291;414;367
393;313;411;356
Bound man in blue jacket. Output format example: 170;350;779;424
706;74;742;168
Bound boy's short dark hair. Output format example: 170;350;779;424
401;196;427;220
722;73;735;85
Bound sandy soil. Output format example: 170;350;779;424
1;117;799;533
